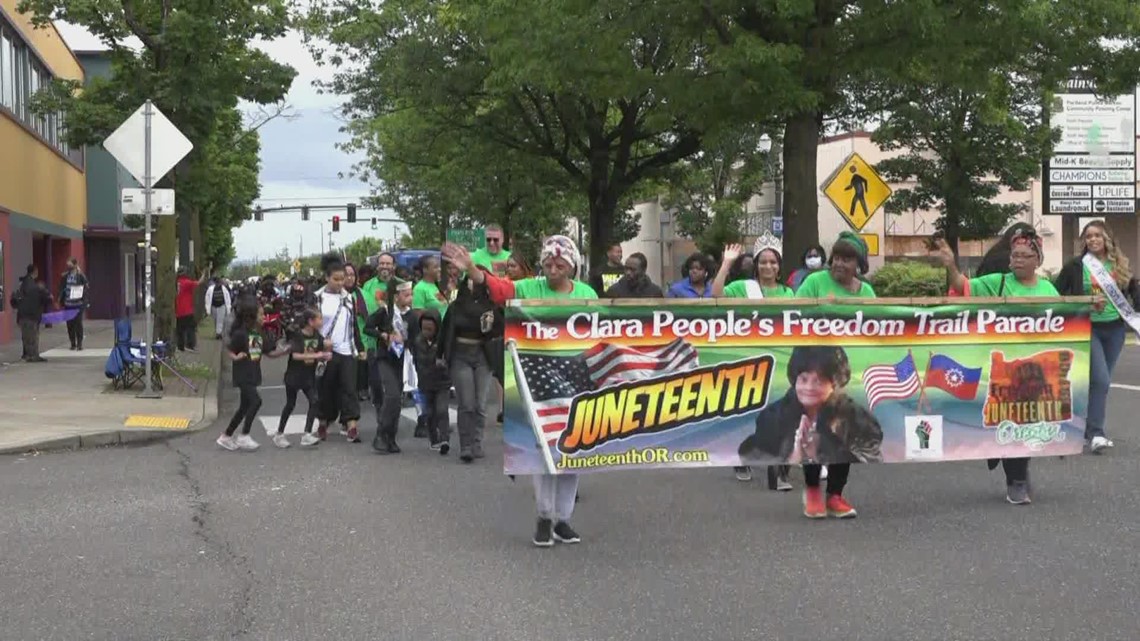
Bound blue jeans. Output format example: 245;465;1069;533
1087;320;1127;439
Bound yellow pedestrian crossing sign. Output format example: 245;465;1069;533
821;153;892;232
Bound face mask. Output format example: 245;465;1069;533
805;256;823;270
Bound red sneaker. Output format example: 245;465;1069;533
826;494;857;519
346;426;360;443
803;487;826;519
316;424;328;441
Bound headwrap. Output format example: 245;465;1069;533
833;231;870;274
540;235;581;271
394;279;413;293
1009;228;1042;259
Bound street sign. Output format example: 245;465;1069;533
1044;76;1136;216
103;102;194;186
772;216;784;236
121;188;175;215
292;259;302;274
821;153;892;232
859;233;880;257
447;228;485;251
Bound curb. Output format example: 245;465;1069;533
0;341;225;456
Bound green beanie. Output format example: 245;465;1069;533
836;231;868;260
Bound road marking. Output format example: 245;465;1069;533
1110;383;1140;391
123;415;191;429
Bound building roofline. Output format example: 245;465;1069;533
821;131;872;145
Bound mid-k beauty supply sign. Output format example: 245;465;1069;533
1046;76;1137;215
501;299;1091;475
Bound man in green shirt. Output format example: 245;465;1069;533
360;252;395;352
470;224;512;277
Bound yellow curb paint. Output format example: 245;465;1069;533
123;415;192;430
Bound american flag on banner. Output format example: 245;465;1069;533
862;352;921;409
519;338;699;446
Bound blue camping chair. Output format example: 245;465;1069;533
105;318;164;390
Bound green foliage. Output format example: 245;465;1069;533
341;237;384;267
18;0;295;341
869;261;946;298
305;0;749;267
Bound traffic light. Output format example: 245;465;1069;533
347;203;357;223
371;217;378;230
253;206;263;222
301;205;310;221
332;215;340;232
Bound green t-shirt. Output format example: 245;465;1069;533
412;279;449;317
472;248;512;277
794;270;876;298
723;280;795;299
359;277;389;351
513;277;598;301
1082;263;1122;323
968;272;1058;298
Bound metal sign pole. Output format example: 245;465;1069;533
139;100;160;398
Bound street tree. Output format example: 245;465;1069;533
306;0;757;266
19;0;295;340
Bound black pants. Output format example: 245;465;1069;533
226;384;262;436
804;463;850;495
356;359;369;396
19;318;39;359
279;381;318;434
422;388;451;444
1002;458;1029;484
370;354;403;439
319;353;360;424
66;310;84;348
176;314;197;351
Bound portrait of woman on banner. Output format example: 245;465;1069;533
738;346;884;466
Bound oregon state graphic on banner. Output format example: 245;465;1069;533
501;298;1092;475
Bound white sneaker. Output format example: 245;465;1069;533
1090;436;1114;453
820;465;829;480
216;435;239;451
273;434;291;449
300;433;321;447
235;434;260;451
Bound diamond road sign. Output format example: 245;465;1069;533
103;102;193;186
821;153;892;232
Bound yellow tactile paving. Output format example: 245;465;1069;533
123;415;192;430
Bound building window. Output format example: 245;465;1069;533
0;21;82;166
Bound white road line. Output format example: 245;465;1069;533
1110;383;1140;391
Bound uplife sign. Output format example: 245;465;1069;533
1044;76;1137;215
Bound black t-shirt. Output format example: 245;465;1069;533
229;327;263;387
284;330;323;386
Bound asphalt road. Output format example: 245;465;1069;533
4;352;1140;641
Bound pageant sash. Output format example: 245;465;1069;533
1082;253;1140;339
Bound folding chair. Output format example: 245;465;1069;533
109;318;163;390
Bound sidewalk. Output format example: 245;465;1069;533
0;318;221;454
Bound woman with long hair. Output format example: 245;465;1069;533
505;254;534;281
1053;220;1136;453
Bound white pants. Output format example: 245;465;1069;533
211;306;228;336
532;474;579;521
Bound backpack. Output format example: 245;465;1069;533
211;286;226;307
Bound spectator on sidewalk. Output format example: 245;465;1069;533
204;276;232;340
14;264;52;362
606;252;664;298
59;258;89;351
176;264;210;352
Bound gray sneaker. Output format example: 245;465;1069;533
472;442;485;459
775;474;793;492
1006;480;1032;505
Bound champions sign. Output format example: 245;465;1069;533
502;299;1092;475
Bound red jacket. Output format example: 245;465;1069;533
176;276;198;317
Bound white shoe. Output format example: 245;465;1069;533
216;435;239;451
273;434;290;449
1090;436;1114;453
820;465;829;480
235;434;260;451
300;433;321;447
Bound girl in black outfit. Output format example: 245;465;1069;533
274;307;332;449
218;297;270;452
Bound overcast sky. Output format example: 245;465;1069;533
55;22;406;262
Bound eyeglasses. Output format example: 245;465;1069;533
486;237;502;243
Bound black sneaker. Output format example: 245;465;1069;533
553;521;580;544
387;439;401;454
533;518;554;548
460;448;474;463
439;442;450;456
497;412;504;424
372;435;392;454
1006;480;1032;505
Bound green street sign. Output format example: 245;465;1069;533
447;228;485;251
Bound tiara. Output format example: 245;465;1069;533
752;231;783;256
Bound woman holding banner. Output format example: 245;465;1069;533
1054;221;1137;454
714;242;795;490
442;235;596;548
933;228;1091;505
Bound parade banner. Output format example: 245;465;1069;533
501;298;1092;475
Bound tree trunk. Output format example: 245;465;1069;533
586;180;620;273
781;111;823;266
155;216;178;344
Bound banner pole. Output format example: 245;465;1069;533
916;350;932;414
506;338;558;475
